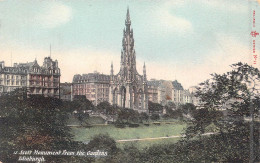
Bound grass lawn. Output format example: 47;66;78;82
70;122;186;148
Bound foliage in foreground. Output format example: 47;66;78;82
0;94;73;162
183;62;260;162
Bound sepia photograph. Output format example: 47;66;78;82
0;0;259;162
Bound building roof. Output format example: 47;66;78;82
172;80;184;90
0;57;60;75
147;79;165;88
73;72;110;83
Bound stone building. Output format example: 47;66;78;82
109;8;148;113
72;72;110;105
60;82;73;101
146;79;193;106
147;79;166;105
172;80;194;105
161;80;174;101
183;89;192;104
172;80;184;105
0;57;60;98
0;61;27;94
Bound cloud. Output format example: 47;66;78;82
156;9;193;34
36;2;72;28
148;1;193;35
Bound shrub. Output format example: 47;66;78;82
114;121;126;128
151;114;160;121
128;123;139;128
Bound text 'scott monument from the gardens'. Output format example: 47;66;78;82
109;8;148;113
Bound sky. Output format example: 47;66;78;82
0;0;259;89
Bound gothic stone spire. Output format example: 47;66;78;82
125;6;131;28
120;7;136;80
143;62;147;81
110;62;114;76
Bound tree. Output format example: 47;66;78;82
171;109;183;120
163;102;186;120
121;144;142;163
73;95;94;111
178;103;196;115
86;134;118;155
166;101;176;110
150;114;160;121
191;62;260;131
0;93;73;162
164;104;183;120
183;62;260;162
72;95;94;125
148;101;163;114
117;108;139;124
140;112;149;122
97;101;114;115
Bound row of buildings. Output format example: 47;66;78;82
0;58;200;108
67;72;197;106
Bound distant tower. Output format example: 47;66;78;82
109;8;148;113
110;62;114;80
143;62;146;81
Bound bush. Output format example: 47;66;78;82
86;134;118;155
153;122;161;126
151;114;160;121
128;123;139;128
114;121;126;128
162;113;170;119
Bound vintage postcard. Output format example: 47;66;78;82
0;0;259;162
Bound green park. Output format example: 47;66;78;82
70;117;186;149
